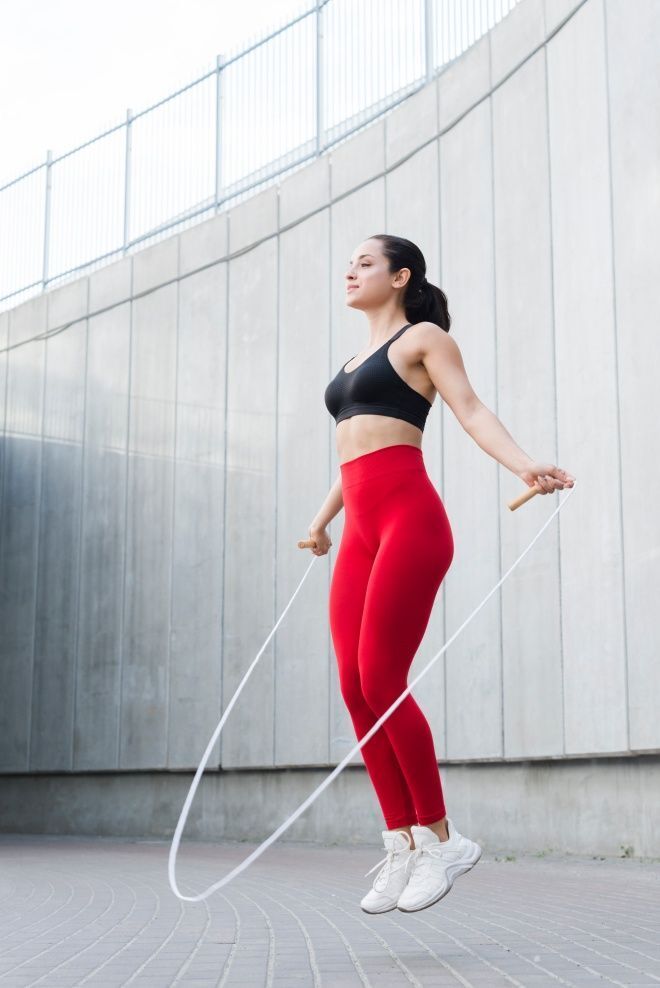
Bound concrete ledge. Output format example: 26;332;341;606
1;753;657;857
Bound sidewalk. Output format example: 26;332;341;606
0;833;658;987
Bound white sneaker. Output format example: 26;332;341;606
396;818;481;912
360;829;417;914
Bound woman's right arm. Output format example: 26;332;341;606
307;472;343;555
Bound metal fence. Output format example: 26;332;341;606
0;0;521;313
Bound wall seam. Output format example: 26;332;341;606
274;191;281;766
219;225;231;769
601;0;630;750
116;260;134;768
543;3;565;758
165;239;182;767
326;162;333;766
487;30;505;761
70;282;91;769
27;303;48;770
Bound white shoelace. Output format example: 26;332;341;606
408;838;460;882
365;844;415;889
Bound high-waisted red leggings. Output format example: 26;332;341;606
329;443;454;829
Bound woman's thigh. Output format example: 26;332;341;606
358;482;454;707
328;518;375;705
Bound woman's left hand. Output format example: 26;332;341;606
519;462;576;494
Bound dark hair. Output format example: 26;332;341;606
367;234;451;333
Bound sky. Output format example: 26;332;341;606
0;0;308;186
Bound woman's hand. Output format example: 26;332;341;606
307;524;333;555
519;462;576;494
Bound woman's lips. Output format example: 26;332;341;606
346;286;359;291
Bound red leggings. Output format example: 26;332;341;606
329;443;454;829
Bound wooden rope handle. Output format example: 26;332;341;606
298;538;317;549
507;483;542;511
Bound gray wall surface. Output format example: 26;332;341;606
1;0;658;846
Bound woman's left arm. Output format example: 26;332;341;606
418;323;576;494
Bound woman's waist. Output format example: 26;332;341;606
340;442;427;488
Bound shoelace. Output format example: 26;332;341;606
407;839;459;881
364;833;415;889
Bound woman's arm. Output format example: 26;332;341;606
457;402;534;475
310;472;344;532
418;322;575;490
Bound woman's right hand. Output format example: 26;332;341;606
308;524;332;556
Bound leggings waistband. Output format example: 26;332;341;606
339;443;425;488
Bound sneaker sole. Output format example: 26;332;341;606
360;901;399;914
397;842;482;913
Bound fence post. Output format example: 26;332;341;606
424;0;434;83
215;54;225;211
42;150;52;291
123;108;133;254
315;0;324;155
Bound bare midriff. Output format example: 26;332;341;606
336;334;436;466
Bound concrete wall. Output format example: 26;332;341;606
1;0;658;854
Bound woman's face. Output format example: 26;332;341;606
345;240;405;310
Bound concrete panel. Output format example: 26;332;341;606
437;33;489;132
167;264;226;768
0;314;7;761
605;0;660;750
132;237;179;297
385;81;438;171
46;278;88;331
0;312;7;529
88;256;132;314
330;120;385;201
328;178;385;769
179;212;228;279
276;209;331;768
547;0;627;753
0;296;47;770
279;155;330;230
74;303;131;770
490;0;545;89
119;283;178;768
544;0;588;37
492;52;563;757
2;753;658;856
222;238;278;768
228;187;279;255
439;100;501;760
30;318;86;770
386;141;448;754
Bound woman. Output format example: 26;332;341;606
307;234;575;915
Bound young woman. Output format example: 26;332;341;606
306;234;576;914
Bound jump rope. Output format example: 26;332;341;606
168;475;577;902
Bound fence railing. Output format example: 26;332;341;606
0;0;521;313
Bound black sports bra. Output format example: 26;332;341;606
324;322;432;432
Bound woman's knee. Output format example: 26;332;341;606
339;669;368;711
360;668;404;715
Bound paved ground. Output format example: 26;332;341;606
0;834;659;987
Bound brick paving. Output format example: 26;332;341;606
0;833;659;987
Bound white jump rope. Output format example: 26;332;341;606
168;476;577;902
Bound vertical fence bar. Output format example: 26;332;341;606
123;109;132;254
424;0;434;82
215;54;225;211
315;0;323;155
42;150;52;291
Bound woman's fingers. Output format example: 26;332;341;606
537;467;576;493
